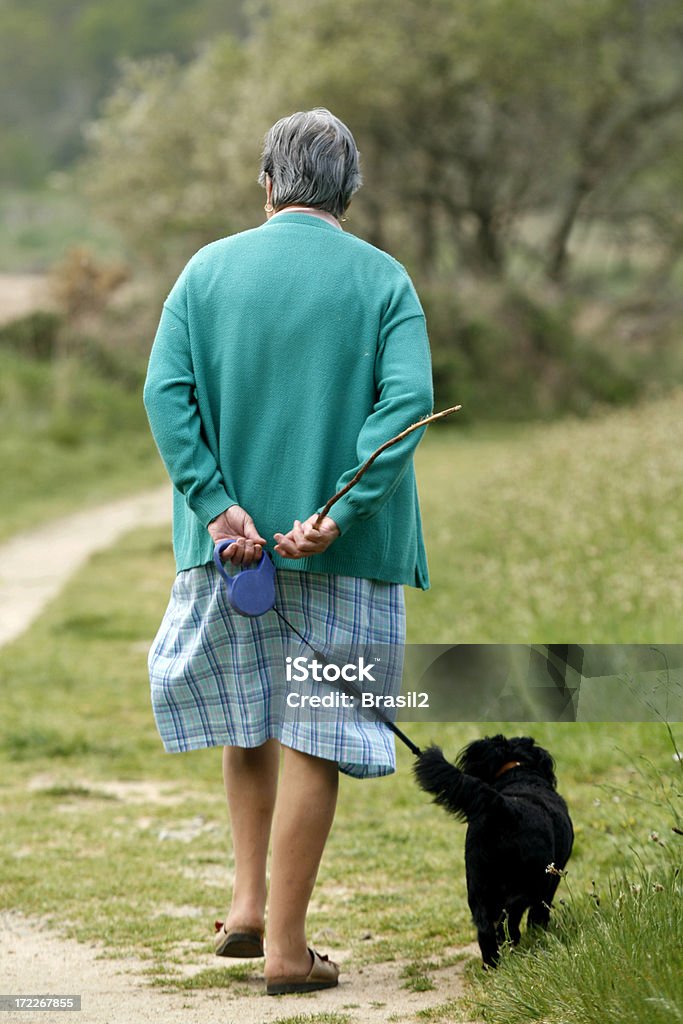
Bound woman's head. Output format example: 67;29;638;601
259;108;362;219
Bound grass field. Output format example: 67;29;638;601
0;528;680;1019
1;392;682;1022
410;390;683;643
0;349;165;542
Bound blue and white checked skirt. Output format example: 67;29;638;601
148;563;405;778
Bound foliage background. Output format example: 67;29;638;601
3;0;683;422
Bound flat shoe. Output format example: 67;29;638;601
214;921;264;958
266;947;339;996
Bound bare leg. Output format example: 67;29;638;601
264;746;339;981
222;739;279;934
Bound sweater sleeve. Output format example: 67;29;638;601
143;302;236;528
325;295;434;536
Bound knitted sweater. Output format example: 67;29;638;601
143;212;433;587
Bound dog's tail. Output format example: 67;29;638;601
413;745;504;822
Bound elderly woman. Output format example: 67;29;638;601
144;108;432;995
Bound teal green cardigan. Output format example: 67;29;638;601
143;212;433;588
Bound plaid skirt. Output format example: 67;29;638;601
148;562;405;778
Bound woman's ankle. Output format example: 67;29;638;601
223;894;266;932
264;945;313;979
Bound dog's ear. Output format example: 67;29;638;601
457;734;507;781
533;745;557;786
514;737;557;786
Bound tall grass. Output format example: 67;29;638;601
468;861;682;1024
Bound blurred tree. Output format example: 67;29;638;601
0;0;247;184
81;0;683;288
78;0;683;419
81;39;254;270
247;0;683;282
540;0;683;282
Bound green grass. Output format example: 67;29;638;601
416;1000;465;1022
0;348;164;541
267;1015;352;1024
160;964;254;991
2;392;683;1019
468;862;683;1024
410;391;683;642
0;529;680;1008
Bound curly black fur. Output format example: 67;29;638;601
414;734;573;967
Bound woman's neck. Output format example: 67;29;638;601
270;206;342;229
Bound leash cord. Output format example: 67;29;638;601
272;606;422;758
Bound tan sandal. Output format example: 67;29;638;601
266;947;339;995
214;920;264;958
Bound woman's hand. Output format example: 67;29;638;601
274;514;340;559
208;505;267;565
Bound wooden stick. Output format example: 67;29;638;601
314;404;461;529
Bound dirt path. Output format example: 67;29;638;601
0;487;171;647
0;490;480;1024
0;908;478;1024
0;273;55;325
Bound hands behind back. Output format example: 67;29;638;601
274;514;340;559
209;507;340;564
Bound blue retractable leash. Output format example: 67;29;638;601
213;539;421;757
213;539;278;617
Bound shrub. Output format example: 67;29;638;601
420;283;661;422
0;310;63;360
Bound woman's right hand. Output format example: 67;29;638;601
208;505;267;565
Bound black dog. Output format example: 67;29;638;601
414;734;573;967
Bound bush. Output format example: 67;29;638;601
0;347;148;445
420;283;652;421
0;310;63;359
0;310;146;391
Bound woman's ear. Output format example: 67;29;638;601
264;174;274;216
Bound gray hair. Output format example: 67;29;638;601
259;108;362;218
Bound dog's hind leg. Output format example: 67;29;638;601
528;875;561;930
527;900;551;929
499;900;525;946
471;905;500;968
477;925;499;968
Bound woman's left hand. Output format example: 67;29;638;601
274;514;340;559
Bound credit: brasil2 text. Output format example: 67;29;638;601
286;690;430;709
